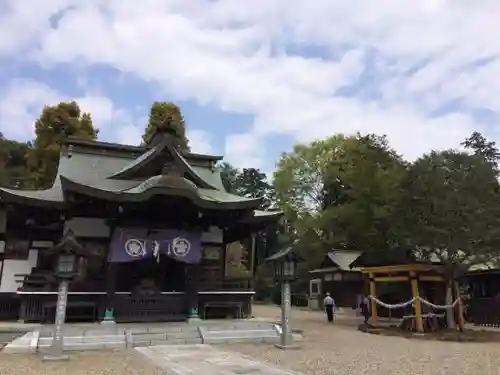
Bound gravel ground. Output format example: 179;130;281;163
0;350;163;375
222;305;500;375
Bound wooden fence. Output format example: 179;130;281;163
467;297;500;327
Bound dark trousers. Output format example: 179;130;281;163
325;305;334;322
361;306;370;324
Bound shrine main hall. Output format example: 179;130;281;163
0;129;280;323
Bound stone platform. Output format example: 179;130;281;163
136;344;303;375
2;320;302;354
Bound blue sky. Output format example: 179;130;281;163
1;0;500;176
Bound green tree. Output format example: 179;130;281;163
394;150;500;327
234;168;273;209
0;137;30;187
219;162;279;263
219;163;274;209
461;131;500;172
142;102;189;149
26;101;98;188
219;162;239;193
273;134;406;268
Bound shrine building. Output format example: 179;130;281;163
0;129;280;323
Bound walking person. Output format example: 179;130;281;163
323;293;336;323
361;294;371;325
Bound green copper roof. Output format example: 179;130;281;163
108;145;159;179
0;186;64;207
60;174;261;210
107;138;220;190
241;209;283;222
0;138;279;221
58;150;134;183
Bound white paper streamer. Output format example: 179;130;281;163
368;295;460;310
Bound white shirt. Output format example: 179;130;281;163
323;296;335;307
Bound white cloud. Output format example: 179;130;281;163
2;1;500;167
116;124;142;146
0;78;132;142
224;133;263;168
187;128;214;155
0;79;61;138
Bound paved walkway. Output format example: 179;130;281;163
136;344;302;375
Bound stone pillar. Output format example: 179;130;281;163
185;263;201;322
43;279;70;361
276;281;295;350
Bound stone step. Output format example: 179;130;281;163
131;332;200;342
38;341;126;352
202;322;275;331
203;336;279;344
38;335;126;346
133;338;203;347
128;325;199;334
204;329;278;339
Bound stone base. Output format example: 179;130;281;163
274;343;300;350
100;320;116;324
187;316;202;324
43;354;70;362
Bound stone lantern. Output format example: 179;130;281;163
266;246;303;349
43;230;90;361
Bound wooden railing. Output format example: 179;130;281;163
0;295;20;320
18;293;102;323
198;292;252;319
467;297;500;327
12;288;256;323
217;279;253;291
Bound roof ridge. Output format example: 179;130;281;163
65;137;223;161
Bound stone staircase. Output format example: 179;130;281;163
199;320;287;344
2;320;302;354
130;325;202;347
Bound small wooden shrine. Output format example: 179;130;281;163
461;266;500;327
350;251;450;332
308;250;363;309
0;129;281;323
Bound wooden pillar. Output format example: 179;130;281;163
454;281;465;331
368;273;377;325
185;263;200;320
409;271;424;333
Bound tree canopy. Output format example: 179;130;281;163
462;131;500;173
0;137;30;187
394;149;500;276
142;102;189;149
273;133;406;267
25;101;98;188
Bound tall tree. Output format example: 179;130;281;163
273;134;406;267
219;162;279;262
234;168;273;209
0;137;30;187
461;131;500;172
25;101;98;188
322;134;406;252
142;102;189;149
219;162;239;193
394;150;500;327
219;163;274;209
